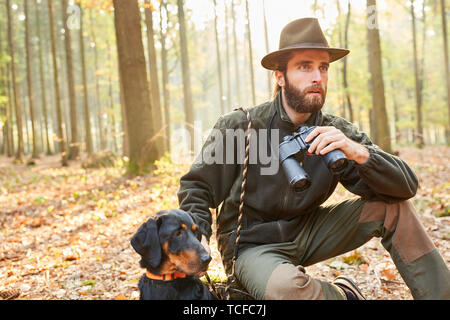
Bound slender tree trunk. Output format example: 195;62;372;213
5;62;14;156
35;0;52;155
62;0;79;159
262;0;271;100
231;0;241;107
48;0;68;166
0;28;13;156
410;0;424;148
6;0;25;162
366;0;392;153
177;0;194;152
106;38;119;153
119;74;129;157
213;0;225;115
224;2;232;112
89;10;105;150
440;0;450;145
79;5;93;155
24;0;39;159
144;0;165;156
113;0;158;174
160;0;171;151
245;0;256;106
336;0;346;118
343;1;353;122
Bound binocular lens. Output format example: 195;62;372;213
293;178;311;193
330;158;348;174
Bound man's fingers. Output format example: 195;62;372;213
319;140;346;155
308;129;339;154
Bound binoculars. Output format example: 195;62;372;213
279;126;349;193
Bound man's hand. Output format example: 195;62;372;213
305;126;369;165
196;235;211;277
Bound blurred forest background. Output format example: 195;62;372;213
0;0;448;171
0;0;449;300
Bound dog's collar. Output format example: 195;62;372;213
146;269;187;281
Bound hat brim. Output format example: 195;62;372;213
261;46;350;70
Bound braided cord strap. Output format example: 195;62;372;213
225;107;252;300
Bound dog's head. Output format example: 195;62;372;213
131;209;212;276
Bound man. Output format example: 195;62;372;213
178;18;450;300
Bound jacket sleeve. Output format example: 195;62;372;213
177;116;239;240
335;118;418;203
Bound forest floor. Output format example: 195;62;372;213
0;146;448;300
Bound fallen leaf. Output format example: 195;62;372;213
381;268;397;281
359;263;369;273
114;295;128;300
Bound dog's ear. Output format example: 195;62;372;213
130;217;161;268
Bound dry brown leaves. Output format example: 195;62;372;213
0;147;448;300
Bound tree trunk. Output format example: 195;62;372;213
410;0;424;148
24;0;39;159
213;0;225;115
231;0;241;107
224;1;232;112
6;0;25;162
245;0;256;106
89;10;105;150
5;62;14;157
366;0;392;153
0;27;13;157
343;0;353;122
78;5;94;156
441;0;450;145
160;0;171;152
106;38;119;153
62;0;79;159
48;0;68;166
144;0;165;156
113;0;158;174
262;0;271;100
177;0;194;152
35;0;52;155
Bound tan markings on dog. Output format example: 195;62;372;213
192;224;197;232
158;241;178;274
181;224;187;230
163;241;201;275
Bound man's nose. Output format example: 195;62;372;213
311;68;322;84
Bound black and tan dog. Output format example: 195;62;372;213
131;209;215;300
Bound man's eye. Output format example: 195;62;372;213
300;65;309;70
320;66;328;72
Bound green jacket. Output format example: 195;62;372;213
177;93;418;272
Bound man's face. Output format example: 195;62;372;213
276;49;330;114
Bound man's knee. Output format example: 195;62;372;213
264;263;325;300
359;199;435;264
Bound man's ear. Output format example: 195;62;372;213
274;70;285;88
130;217;162;268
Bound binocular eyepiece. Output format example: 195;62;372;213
279;126;348;193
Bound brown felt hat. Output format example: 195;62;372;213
261;18;350;70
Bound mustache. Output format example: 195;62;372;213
303;84;326;94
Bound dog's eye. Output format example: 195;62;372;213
173;230;183;237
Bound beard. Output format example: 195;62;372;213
283;74;327;114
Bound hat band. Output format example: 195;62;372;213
281;42;329;50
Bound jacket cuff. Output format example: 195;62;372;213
354;145;378;171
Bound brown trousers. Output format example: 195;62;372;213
234;198;450;300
